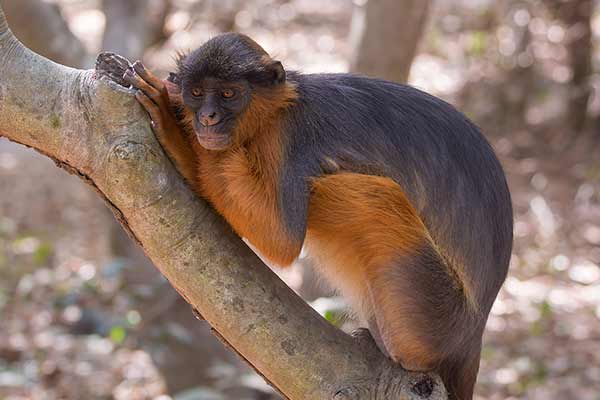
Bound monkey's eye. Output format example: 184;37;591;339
221;89;235;99
191;88;203;97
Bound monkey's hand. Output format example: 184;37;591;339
123;61;199;187
123;61;181;141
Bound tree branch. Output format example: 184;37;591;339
0;6;446;399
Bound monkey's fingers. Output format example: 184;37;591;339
123;68;167;109
124;68;158;96
132;61;166;93
132;61;173;110
135;90;165;133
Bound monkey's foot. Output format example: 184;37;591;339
344;328;444;399
351;328;386;361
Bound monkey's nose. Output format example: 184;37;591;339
199;111;221;127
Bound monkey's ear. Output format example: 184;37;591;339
266;60;286;85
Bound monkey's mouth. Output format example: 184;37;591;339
195;130;231;151
193;119;231;151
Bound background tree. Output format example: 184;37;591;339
101;0;170;61
1;0;90;67
551;0;594;138
349;0;431;83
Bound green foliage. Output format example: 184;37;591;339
539;300;553;319
33;242;52;265
323;310;341;326
109;325;127;344
468;31;488;57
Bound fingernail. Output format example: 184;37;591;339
133;62;145;73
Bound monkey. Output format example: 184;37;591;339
122;32;513;400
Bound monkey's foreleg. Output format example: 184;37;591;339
123;62;199;187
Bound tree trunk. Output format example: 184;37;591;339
556;0;593;136
0;5;447;399
349;0;431;83
101;0;169;60
0;0;91;68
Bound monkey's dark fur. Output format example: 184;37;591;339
129;33;513;400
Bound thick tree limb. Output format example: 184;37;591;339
0;6;446;400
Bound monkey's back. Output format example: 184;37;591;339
282;72;513;311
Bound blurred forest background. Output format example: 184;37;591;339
0;0;599;399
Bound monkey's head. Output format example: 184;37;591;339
175;33;291;151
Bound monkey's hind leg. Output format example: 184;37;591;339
307;172;482;399
363;214;483;400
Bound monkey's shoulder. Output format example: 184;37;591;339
283;73;490;158
288;72;460;119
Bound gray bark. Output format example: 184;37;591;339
1;0;91;68
101;0;169;60
0;5;446;399
349;0;431;83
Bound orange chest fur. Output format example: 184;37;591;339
193;139;302;267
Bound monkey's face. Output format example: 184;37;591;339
176;33;289;150
181;77;251;151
